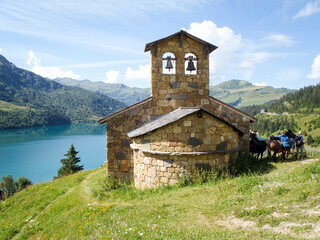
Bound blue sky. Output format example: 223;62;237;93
1;0;320;89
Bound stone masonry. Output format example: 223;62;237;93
99;30;256;188
130;111;240;189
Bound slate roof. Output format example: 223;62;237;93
127;107;244;138
144;30;218;53
98;97;152;124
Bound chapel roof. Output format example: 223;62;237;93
98;97;152;124
208;96;257;122
144;30;218;54
127;106;244;138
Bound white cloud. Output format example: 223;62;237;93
103;64;151;87
294;1;320;19
26;50;80;79
186;20;242;82
185;21;279;83
254;82;267;87
125;64;151;86
104;70;121;83
0;48;2;53
307;54;320;79
262;34;294;47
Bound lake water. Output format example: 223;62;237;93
0;123;107;183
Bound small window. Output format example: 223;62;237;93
184;53;198;75
162;52;176;74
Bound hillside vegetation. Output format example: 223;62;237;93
0;55;126;129
244;83;320;146
54;78;151;106
1;158;320;239
267;83;320;114
210;80;295;108
53;78;295;108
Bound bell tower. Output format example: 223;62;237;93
144;30;218;116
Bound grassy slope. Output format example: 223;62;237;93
210;83;295;108
0;101;34;112
1;158;320;240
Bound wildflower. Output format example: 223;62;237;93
139;232;143;236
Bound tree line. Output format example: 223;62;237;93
268;83;320;114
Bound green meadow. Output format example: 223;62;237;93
1;156;320;240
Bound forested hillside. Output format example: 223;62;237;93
267;83;320;114
240;83;320;147
0;55;126;129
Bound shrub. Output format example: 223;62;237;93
16;176;32;191
0;175;32;199
0;175;17;197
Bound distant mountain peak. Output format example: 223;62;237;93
214;79;253;89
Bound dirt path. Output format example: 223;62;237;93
80;167;105;204
12;169;104;240
215;158;320;239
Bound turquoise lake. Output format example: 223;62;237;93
0;123;107;183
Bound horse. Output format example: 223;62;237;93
266;130;296;161
249;133;267;161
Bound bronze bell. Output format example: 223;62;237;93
165;58;174;71
186;56;196;72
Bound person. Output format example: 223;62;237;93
296;131;305;160
251;129;258;140
280;130;293;148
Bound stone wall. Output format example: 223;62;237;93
133;151;237;189
131;112;240;189
150;35;210;117
205;98;252;151
132;112;239;153
106;100;153;181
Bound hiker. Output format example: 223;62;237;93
296;131;305;159
280;130;292;149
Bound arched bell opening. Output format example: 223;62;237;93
162;52;176;74
184;53;198;75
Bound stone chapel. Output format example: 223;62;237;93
99;30;256;189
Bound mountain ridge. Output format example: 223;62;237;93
53;77;150;106
53;78;296;108
0;55;126;129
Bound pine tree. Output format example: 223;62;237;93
306;135;314;145
57;144;84;177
